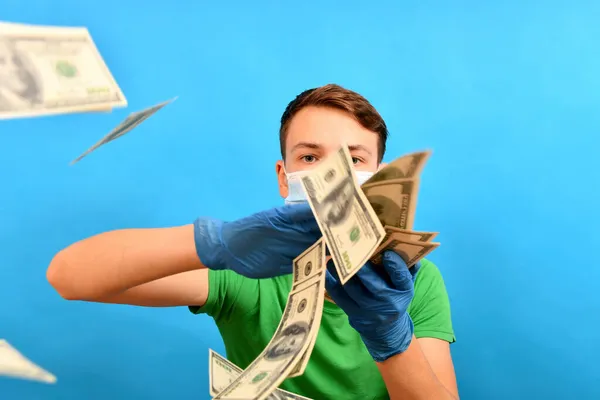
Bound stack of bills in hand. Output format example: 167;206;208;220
209;148;440;399
361;150;439;267
0;21;126;120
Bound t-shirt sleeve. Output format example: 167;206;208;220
188;269;260;323
409;259;456;343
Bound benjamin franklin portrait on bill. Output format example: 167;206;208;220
0;38;43;112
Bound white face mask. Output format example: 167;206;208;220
284;169;375;205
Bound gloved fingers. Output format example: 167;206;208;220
276;203;312;223
278;263;294;276
381;250;414;290
325;260;356;306
276;203;321;234
324;270;343;296
338;266;379;303
326;258;341;281
354;262;392;296
409;261;422;281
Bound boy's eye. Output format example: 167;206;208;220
301;155;362;164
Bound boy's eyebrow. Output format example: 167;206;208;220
290;142;373;156
290;141;322;152
347;144;373;155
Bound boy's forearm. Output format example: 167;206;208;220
47;224;204;299
377;337;457;400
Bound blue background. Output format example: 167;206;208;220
1;1;599;399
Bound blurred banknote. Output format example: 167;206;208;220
363;150;431;185
0;21;126;119
70;97;177;165
208;350;312;400
0;339;56;384
361;178;420;231
300;146;385;285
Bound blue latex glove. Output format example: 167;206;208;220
325;250;421;362
194;203;321;279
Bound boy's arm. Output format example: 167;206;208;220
417;338;459;397
47;225;204;301
376;337;458;400
47;204;321;306
87;270;210;307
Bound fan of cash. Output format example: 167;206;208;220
209;148;439;400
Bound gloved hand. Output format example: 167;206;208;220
194;203;321;279
325;251;421;362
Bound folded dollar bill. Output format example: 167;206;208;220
0;339;56;384
70;98;177;164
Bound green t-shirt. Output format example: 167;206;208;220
190;259;455;399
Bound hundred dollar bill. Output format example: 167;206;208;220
361;178;419;231
371;233;439;267
288;241;331;377
287;327;317;378
300;146;385;285
214;240;326;400
278;238;327;378
0;22;126;119
0;339;56;384
378;226;438;248
209;350;312;400
290;239;326;292
363;150;431;185
70;98;177;165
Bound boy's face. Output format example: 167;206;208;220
276;106;381;199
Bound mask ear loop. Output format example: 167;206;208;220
282;167;314;205
282;165;300;204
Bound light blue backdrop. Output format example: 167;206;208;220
1;1;599;399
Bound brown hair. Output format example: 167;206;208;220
279;84;389;162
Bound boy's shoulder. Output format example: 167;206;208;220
415;258;445;285
410;258;455;343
